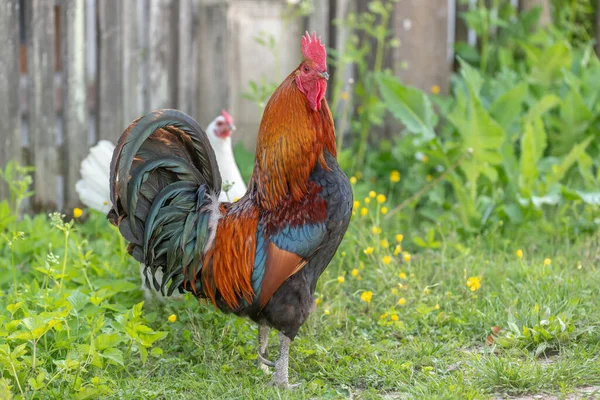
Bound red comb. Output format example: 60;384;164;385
301;31;327;71
221;109;234;126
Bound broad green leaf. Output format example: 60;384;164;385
458;57;484;96
519;117;547;196
377;74;437;141
489;82;528;131
529;42;572;86
546;137;594;188
67;290;90;313
524;95;560;123
100;348;124;366
95;333;123;351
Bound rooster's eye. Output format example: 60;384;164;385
303;66;309;73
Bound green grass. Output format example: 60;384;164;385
0;206;599;399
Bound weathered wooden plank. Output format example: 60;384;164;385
197;1;229;127
148;0;178;110
306;0;329;44
27;0;58;211
0;0;22;200
392;0;452;94
122;0;145;126
178;0;200;116
97;0;123;141
61;0;87;211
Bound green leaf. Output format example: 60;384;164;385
489;82;528;131
546;137;594;188
519;117;547;196
529;42;572;86
95;333;123;351
100;348;124;366
377;74;437;141
67;290;90;313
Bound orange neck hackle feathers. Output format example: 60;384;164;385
251;31;336;210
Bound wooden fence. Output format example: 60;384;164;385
0;0;559;212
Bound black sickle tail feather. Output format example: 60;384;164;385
108;109;221;296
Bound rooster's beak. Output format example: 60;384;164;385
320;71;329;80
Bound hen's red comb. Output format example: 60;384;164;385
301;31;327;71
221;109;234;126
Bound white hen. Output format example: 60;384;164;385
75;110;247;212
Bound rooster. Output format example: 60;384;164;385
75;111;244;213
108;32;352;387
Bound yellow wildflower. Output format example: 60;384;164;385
426;174;433;182
399;272;407;280
364;197;371;204
341;91;350;101
315;298;322;306
359;261;365;270
434;304;440;310
360;291;373;303
382;256;392;265
391;314;399;321
396;234;404;243
364;247;374;255
422;155;429;163
393;245;402;256
360;207;368;216
516;249;523;259
403;252;411;262
73;208;83;218
380;312;389;319
376;194;386;204
466;276;481;292
353;200;360;209
350;176;357;184
324;309;330;315
544;258;551;266
391;288;398;295
371;226;382;235
380;239;389;248
351;268;359;277
423;287;430;295
337;276;345;283
168;314;177;323
390;170;401;183
380;206;388;215
369;191;376;198
577;261;582;270
431;85;441;95
397;297;406;305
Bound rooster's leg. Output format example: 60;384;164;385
270;332;299;388
257;324;274;372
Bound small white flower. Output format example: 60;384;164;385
415;151;424;161
403;19;412;31
287;0;301;4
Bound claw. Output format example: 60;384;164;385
257;352;276;368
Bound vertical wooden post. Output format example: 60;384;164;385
0;0;22;200
97;0;123;141
122;1;145;126
392;0;452;94
61;0;87;211
27;0;58;211
520;0;551;25
148;0;178;110
178;0;200;116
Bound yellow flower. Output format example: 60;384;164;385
369;191;377;198
423;287;430;295
376;194;386;204
431;85;441;95
397;297;406;305
360;207;368;216
391;314;399;321
393;245;402;256
315;298;322;306
364;247;374;255
380;312;389;319
399;272;407;280
422;155;429;163
390;170;401;183
168;314;177;323
337;276;345;283
382;256;392;265
426;174;433;182
516;249;523;259
391;288;398;295
324;309;330;315
351;268;359;277
544;258;551;266
577;261;582;270
359;261;365;270
341;91;350;101
353;200;360;209
381;207;388;216
360;291;373;303
380;239;389;248
466;276;481;292
364;197;371;204
73;208;83;218
403;252;411;262
371;226;382;235
434;304;440;310
350;176;357;184
396;234;404;243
